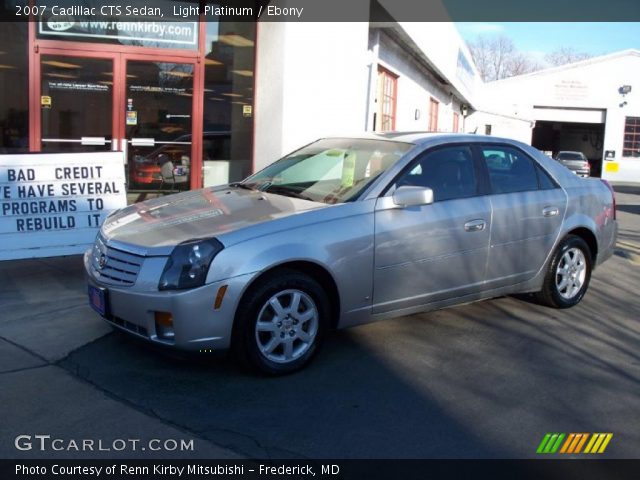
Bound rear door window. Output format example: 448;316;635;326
536;165;558;190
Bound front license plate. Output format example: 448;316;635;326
88;285;108;316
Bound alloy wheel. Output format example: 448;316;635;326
254;289;319;364
555;247;587;300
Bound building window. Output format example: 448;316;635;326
485;124;492;135
429;98;439;132
623;117;640;158
377;67;397;132
0;23;28;153
453;112;460;133
202;20;256;185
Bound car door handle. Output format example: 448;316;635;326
464;219;486;232
542;206;559;217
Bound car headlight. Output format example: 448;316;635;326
158;238;224;291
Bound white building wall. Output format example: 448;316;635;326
375;31;458;132
254;22;370;170
253;22;286;171
464;111;534;144
255;18;482;172
254;19;487;173
396;22;481;103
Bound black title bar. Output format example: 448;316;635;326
3;459;640;480
2;0;640;22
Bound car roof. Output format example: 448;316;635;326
320;132;518;146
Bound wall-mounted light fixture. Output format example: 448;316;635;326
461;105;469;117
414;109;421;120
619;85;632;108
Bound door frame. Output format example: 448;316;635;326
34;48;121;152
29;23;206;189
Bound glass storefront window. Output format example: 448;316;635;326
41;56;114;152
0;22;28;153
203;18;255;186
126;61;194;193
3;2;256;195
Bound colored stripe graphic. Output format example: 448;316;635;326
560;433;588;453
560;433;575;453
537;434;552;453
537;433;565;454
550;433;565;453
574;433;589;453
584;433;613;454
539;433;613;454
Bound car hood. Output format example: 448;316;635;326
101;186;325;254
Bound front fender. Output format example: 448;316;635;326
206;209;376;322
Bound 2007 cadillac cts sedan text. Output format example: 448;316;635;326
85;134;618;374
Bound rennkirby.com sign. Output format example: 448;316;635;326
0;152;126;261
39;19;198;46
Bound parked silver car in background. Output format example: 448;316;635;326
85;134;618;374
555;151;591;177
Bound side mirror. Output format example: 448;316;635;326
392;186;434;207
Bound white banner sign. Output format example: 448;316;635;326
0;152;127;260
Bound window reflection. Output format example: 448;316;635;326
0;23;28;153
126;61;194;192
203;18;255;186
41;56;113;153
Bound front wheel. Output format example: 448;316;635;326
233;270;329;375
535;235;592;308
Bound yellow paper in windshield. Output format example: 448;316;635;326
341;151;356;187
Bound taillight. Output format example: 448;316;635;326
601;179;616;220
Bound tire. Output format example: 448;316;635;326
535;235;592;309
232;269;329;375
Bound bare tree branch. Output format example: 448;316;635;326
544;47;593;67
468;34;542;81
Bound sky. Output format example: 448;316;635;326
455;23;640;62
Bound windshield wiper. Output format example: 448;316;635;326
264;185;315;202
229;182;255;191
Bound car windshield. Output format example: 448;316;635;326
557;152;585;160
242;138;412;204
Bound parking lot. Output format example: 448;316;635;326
1;186;639;460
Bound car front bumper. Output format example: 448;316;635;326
83;250;252;352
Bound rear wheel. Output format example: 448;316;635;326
535;235;592;308
233;270;329;375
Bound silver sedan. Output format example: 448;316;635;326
85;134;618;374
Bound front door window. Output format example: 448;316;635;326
40;56;114;152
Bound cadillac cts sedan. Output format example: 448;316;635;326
85;134;618;374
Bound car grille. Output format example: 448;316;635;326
107;315;149;337
90;236;143;287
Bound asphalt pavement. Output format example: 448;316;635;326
1;186;639;459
